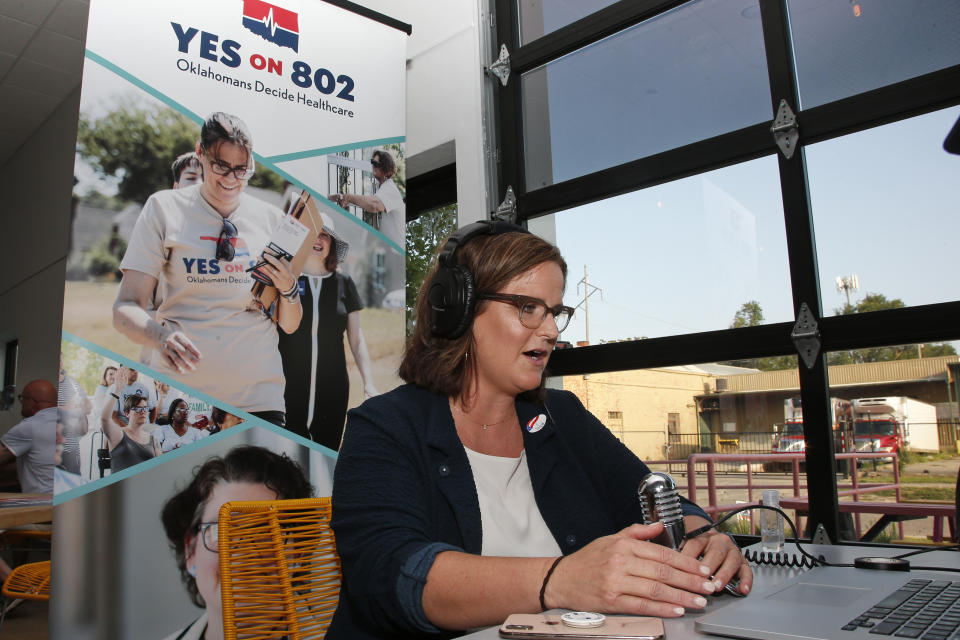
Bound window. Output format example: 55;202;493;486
496;0;960;544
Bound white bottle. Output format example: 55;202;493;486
760;489;784;552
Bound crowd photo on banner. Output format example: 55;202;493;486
57;340;248;491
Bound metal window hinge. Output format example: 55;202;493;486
486;44;511;87
771;99;799;159
493;186;517;223
791;302;821;369
811;523;833;545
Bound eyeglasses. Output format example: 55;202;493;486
129;406;149;414
370;157;381;168
197;522;219;553
216;219;238;261
17;394;32;403
174;407;188;414
204;152;255;180
478;293;574;333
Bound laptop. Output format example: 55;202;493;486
695;566;960;640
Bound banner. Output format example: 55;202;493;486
53;1;408;636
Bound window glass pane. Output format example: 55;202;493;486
825;346;958;544
808;106;960;311
517;0;620;45
549;363;805;535
521;0;771;191
531;156;792;343
788;0;960;110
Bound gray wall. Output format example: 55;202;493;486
0;88;81;434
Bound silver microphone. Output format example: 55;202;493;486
638;471;686;550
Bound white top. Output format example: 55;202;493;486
153;423;208;453
463;446;562;558
374;178;405;248
1;406;56;494
120;186;286;412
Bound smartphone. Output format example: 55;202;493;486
499;614;665;639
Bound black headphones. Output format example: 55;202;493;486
427;219;529;339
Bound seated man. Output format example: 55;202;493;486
0;380;56;495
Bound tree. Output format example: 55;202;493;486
730;300;764;328
404;204;457;335
828;292;956;364
723;301;797;371
77;102;284;204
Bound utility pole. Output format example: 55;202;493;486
576;265;603;345
835;274;859;309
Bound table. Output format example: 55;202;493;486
0;493;53;529
460;543;960;639
778;496;956;542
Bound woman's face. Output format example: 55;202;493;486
312;231;332;260
172;401;188;423
185;481;277;618
105;368;116;385
471;261;564;399
198;141;251;215
128;400;149;427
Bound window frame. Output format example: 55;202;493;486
493;0;960;543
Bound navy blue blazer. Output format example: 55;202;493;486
328;384;709;639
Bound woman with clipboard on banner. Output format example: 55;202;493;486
112;112;301;427
277;209;379;450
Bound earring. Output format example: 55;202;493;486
188;565;197;577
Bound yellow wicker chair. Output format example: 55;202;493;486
0;560;50;626
218;497;341;640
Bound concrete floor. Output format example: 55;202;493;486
0;598;48;638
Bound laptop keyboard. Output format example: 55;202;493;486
841;578;960;639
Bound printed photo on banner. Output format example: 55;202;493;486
57;339;243;494
64;0;407;450
50;427;336;638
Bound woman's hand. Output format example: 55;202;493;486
260;253;297;295
680;520;752;596
363;381;379;399
157;329;202;373
543;523;717;617
114;366;130;391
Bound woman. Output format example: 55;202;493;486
100;369;160;472
207;407;245;435
154;398;207;453
113;112;301;426
92;366;117;414
160;445;314;640
329;222;752;639
278;210;378;450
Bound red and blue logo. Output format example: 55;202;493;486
199;235;251;258
242;0;299;52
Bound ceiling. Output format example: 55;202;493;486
0;0;88;167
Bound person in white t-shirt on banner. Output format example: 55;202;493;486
113;112;301;427
329;149;405;248
154;398;207;453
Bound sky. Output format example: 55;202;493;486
524;0;960;346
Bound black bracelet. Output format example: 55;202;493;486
539;556;564;612
110;393;119;399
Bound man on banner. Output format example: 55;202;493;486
330;149;405;248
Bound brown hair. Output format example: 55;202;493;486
399;230;566;402
372;149;396;179
160;446;313;607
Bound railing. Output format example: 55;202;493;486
644;452;916;540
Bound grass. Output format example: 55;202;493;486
872;486;955;501
860;472;956;484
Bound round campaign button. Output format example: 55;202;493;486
560;611;606;628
